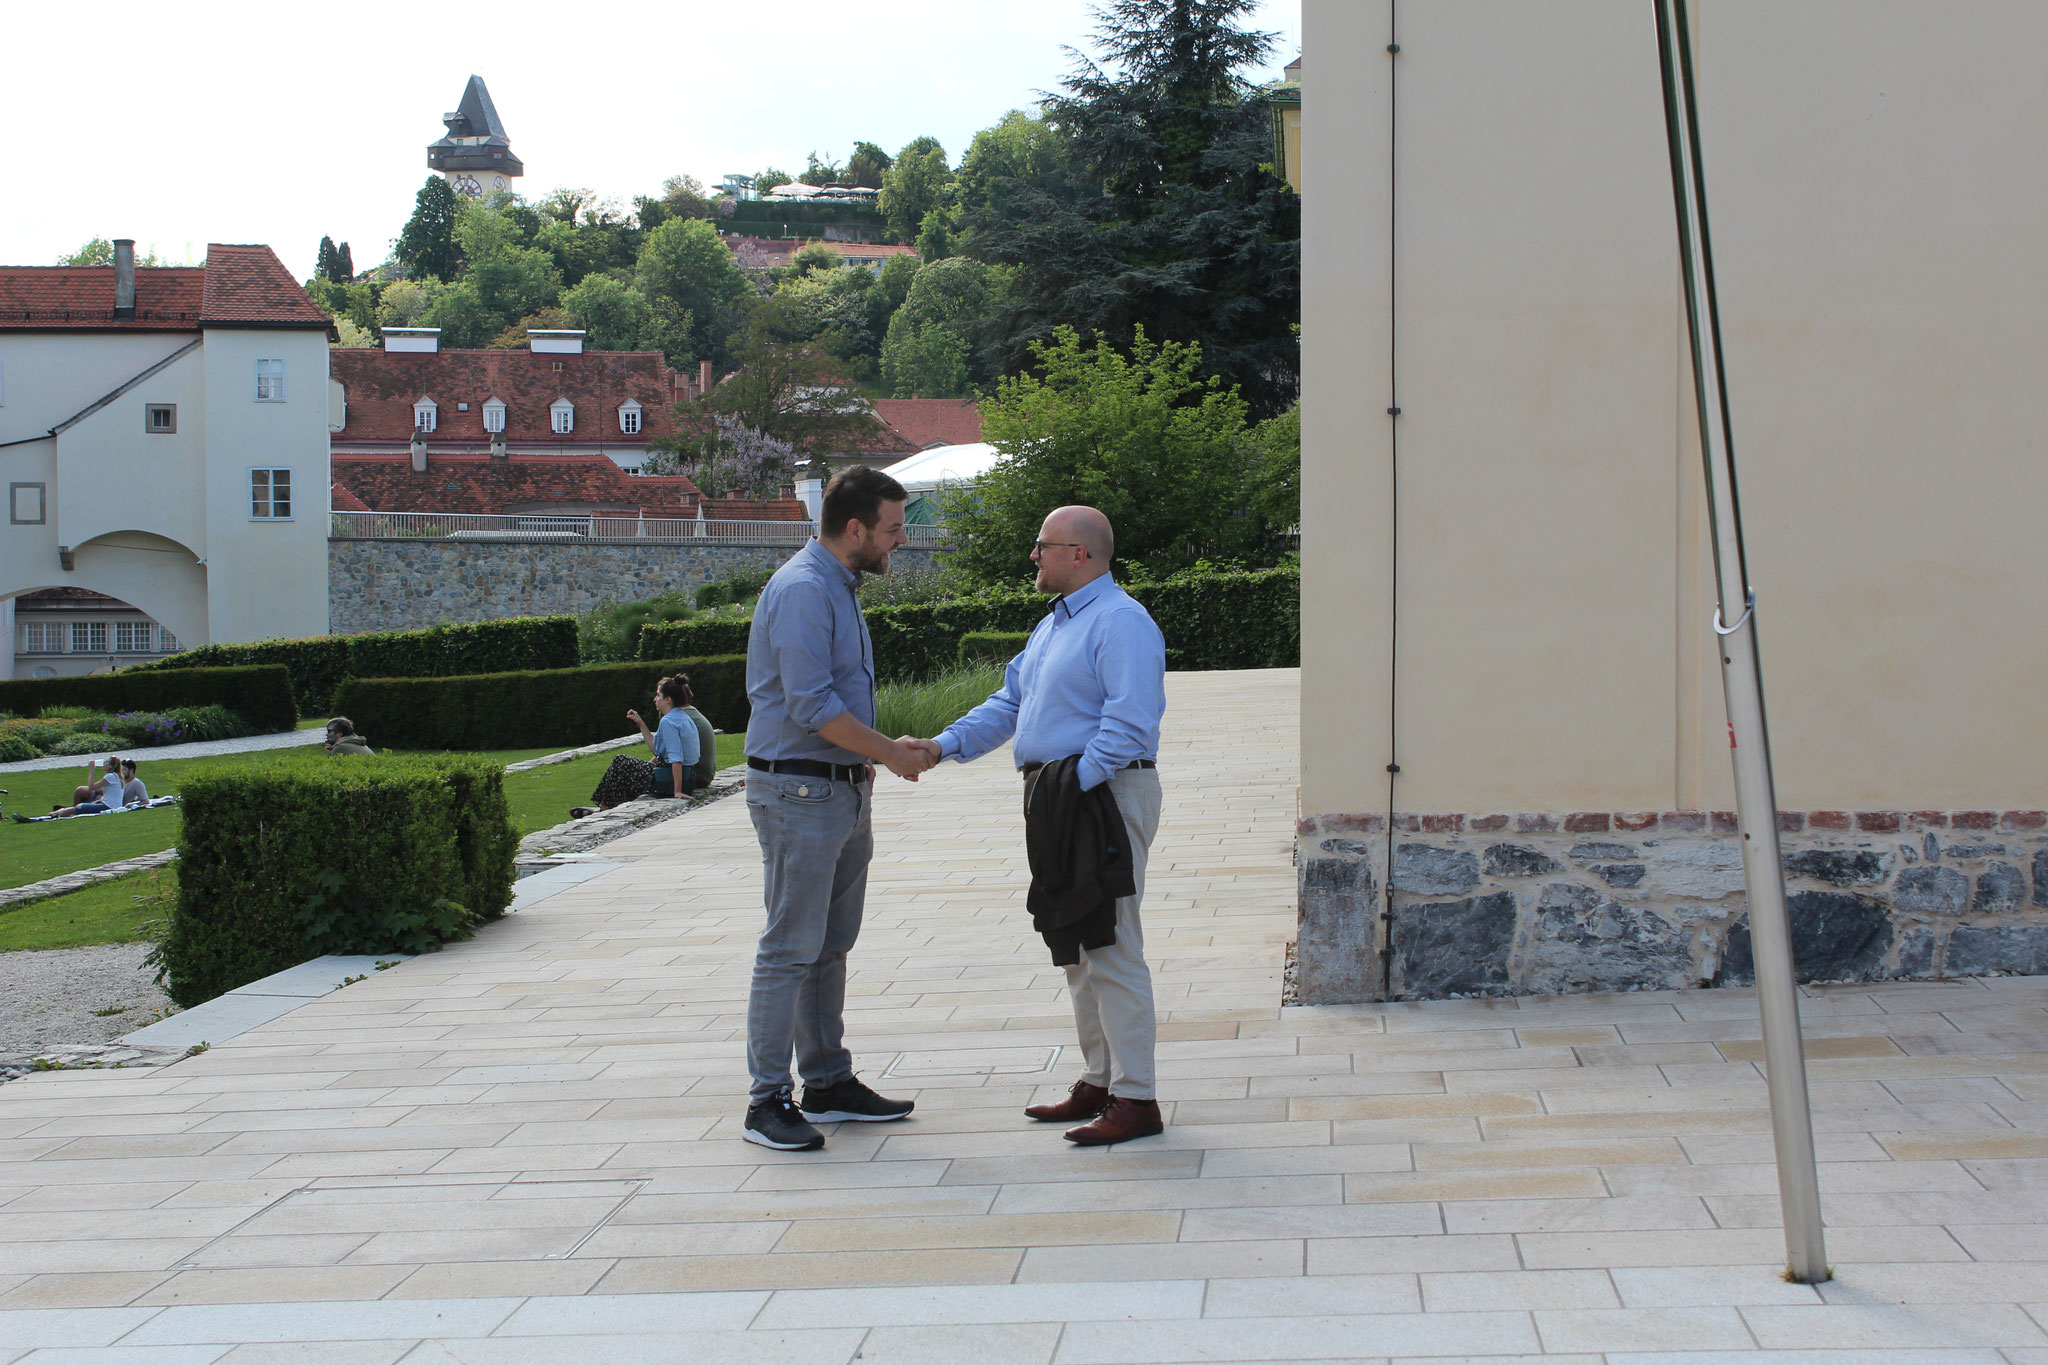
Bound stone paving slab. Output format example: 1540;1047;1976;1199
0;670;2041;1360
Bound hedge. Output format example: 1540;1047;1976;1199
142;617;580;714
635;566;1300;681
0;666;297;734
159;753;516;1007
330;656;748;752
959;631;1030;668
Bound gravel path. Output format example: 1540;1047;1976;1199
0;942;177;1055
0;726;326;774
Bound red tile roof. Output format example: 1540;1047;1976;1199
701;497;810;522
873;398;984;449
329;348;685;447
198;245;332;328
0;267;205;331
330;453;699;517
0;244;328;332
329;481;372;513
17;587;122;602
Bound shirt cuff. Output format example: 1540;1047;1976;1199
1077;754;1112;791
937;730;963;761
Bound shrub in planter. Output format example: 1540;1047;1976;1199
157;753;515;1007
958;631;1030;668
331;656;749;752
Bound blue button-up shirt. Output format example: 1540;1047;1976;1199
745;538;876;765
937;573;1165;790
652;706;701;769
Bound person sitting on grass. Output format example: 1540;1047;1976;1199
587;674;707;811
325;717;374;756
20;757;148;822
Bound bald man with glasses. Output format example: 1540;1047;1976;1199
908;505;1169;1145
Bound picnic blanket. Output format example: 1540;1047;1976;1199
18;794;179;822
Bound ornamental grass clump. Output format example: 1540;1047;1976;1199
875;663;1006;739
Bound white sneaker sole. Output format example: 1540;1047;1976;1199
742;1125;824;1150
801;1107;914;1123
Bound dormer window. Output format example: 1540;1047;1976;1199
413;397;438;434
619;399;642;436
551;398;574;435
483;397;506;434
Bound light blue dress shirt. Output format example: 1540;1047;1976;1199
744;538;876;765
652;707;701;769
937;573;1165;790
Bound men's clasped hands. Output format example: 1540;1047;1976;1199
880;735;942;782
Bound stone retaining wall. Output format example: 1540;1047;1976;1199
1296;808;2048;1003
329;539;939;635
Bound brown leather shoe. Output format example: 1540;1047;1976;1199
1024;1080;1109;1123
1063;1095;1164;1146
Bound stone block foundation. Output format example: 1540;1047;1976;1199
1295;808;2048;1003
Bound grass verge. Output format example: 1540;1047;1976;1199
0;866;174;953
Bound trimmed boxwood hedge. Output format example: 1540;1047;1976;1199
159;753;516;1007
142;617;580;714
330;656;748;752
0;666;296;733
637;566;1300;681
959;631;1030;667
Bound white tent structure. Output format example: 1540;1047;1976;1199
881;442;1004;522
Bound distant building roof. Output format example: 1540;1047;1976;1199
882;442;1006;492
0;244;327;332
329;348;684;447
873;398;983;450
331;453;702;518
721;236;917;271
428;76;524;177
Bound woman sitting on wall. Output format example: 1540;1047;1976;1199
587;673;713;811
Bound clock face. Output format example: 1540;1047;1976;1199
493;175;507;190
454;175;483;198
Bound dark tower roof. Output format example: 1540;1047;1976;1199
427;76;523;176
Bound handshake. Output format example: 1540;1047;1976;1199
881;735;943;782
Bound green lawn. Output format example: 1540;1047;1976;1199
0;866;174;953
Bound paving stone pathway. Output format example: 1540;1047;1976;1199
0;669;2044;1362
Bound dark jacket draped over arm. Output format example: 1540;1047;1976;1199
1023;755;1136;966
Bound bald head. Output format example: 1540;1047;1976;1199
1046;505;1114;563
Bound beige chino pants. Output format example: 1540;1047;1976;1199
1027;765;1163;1101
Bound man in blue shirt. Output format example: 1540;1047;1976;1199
913;505;1169;1146
741;466;934;1151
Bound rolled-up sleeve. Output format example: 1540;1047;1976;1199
1077;609;1166;790
770;581;850;736
939;648;1027;763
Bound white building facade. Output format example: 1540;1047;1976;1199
0;241;334;664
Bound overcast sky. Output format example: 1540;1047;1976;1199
2;0;1300;283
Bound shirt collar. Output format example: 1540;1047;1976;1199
1055;572;1117;619
803;536;857;589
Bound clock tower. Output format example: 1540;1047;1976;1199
427;76;523;199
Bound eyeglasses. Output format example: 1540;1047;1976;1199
1031;541;1089;555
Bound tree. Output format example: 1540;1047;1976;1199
55;238;178;266
798;151;844;187
665;316;877;462
942;326;1286;583
636;217;757;365
336;242;354;280
915;209;955;262
644;415;798;499
561;272;655;351
316;236;340;282
789;242;840;277
660;175;710;220
765;265;880;373
487;306;577;349
880;137;952;242
752;167;793;195
878;256;998;388
846;141;893;188
334;318;376;348
395;177;464;281
375;278;443;329
961;0;1300;419
881;320;970;399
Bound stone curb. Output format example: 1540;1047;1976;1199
515;763;748;873
0;849;179;915
503;734;645;774
0;1041;186;1084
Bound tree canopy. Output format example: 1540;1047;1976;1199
395;178;464;282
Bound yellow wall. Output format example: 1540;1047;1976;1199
1302;0;2048;817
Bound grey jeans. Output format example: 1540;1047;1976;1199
744;768;873;1105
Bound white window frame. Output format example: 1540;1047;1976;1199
145;403;177;434
251;467;294;520
72;621;107;654
23;622;55;654
115;621;152;653
550;399;575;435
618;400;642;435
158;629;180;653
255;358;286;402
483;398;506;434
413;397;438;433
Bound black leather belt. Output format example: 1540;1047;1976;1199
1020;759;1156;776
748;756;868;783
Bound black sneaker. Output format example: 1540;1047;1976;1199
800;1077;915;1123
743;1090;824;1151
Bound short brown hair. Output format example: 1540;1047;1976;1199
327;717;355;736
820;465;907;540
657;674;692;707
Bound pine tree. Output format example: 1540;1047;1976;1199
395;178;465;282
962;0;1299;419
334;242;354;282
315;236;338;282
